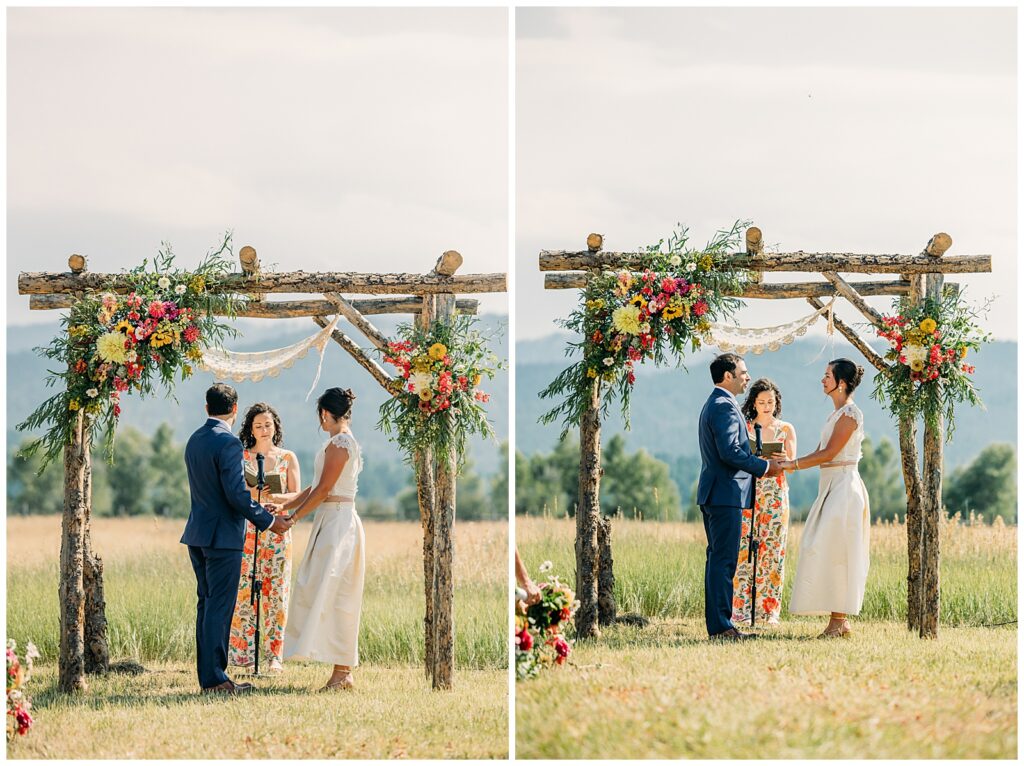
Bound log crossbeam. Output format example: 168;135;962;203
822;272;885;325
325;293;392;351
806;297;887;372
312;315;397;394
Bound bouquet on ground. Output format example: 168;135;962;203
378;315;504;465
17;235;242;468
7;640;39;742
540;221;749;433
516;563;579;681
873;291;991;438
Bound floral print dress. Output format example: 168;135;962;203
732;421;791;626
229;449;292;667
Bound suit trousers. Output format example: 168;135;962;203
700;504;742;636
188;545;244;689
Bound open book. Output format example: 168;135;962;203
244;465;285;495
748;440;784;458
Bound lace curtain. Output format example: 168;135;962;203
199;314;341;400
705;298;835;355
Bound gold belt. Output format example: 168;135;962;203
821;460;859;469
325;495;355;503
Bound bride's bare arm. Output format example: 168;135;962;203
783;414;857;471
286;444;350;523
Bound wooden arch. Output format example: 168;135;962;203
19;248;507;691
538;229;991;640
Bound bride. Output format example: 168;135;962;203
279;387;365;690
779;359;870;638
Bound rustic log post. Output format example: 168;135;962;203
746;226;763;285
596;515;617;626
431;289;458;690
587;233;603;252
68;254;87;274
903;272;925;632
238;245;263;301
918;235;948;639
575;378;603;640
81;426;109;674
415;295;438;680
433;250;464;276
59;411;89;692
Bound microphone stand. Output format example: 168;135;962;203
748;423;763;629
250;452;266;677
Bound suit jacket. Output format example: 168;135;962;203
696;387;769;509
180;418;275;549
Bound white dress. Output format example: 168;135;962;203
789;402;871;616
283;432;366;666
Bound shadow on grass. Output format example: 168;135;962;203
569;618;817;652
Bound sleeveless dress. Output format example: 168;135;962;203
229;449;292;667
789;402;871;616
732;420;792;625
283;432;366;667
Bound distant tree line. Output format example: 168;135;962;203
515;433;1017;524
8;426;509;522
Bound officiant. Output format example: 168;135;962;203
229;402;302;673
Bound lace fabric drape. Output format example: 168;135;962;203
705;298;835;355
199;314;340;399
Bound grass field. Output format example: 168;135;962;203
7;516;508;759
516;516;1017;759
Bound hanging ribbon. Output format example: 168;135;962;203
199;314;341;400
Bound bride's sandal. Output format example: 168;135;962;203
320;673;354;692
818;622;852;639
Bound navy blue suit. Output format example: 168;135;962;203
697;387;769;636
181;417;275;689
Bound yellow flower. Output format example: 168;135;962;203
611;305;642;335
662;306;684;321
183;364;193;377
629;294;648;310
69;325;90;338
473;373;482;387
910;359;925;372
418;388;433;402
187;347;204;362
960;347;968;359
68;399;80;412
586;367;597;379
585;298;605;312
114;320;134;335
919;318;937;334
412;355;431;372
699;254;714;271
96;331;128;364
189;275;207;293
428;343;448;361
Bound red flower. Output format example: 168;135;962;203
183;325;200;343
457;375;469;390
474;391;490;403
74;359;88;374
148;300;166;319
660;277;677;294
693;300;709;317
517;628;533;651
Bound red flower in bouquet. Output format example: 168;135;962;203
147;300;166;319
183;325;200;343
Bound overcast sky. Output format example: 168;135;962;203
7;7;508;329
516;7;1016;341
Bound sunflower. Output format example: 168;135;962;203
114;320;134;335
428;342;448;361
919;317;937;334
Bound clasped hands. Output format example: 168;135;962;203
264;503;295;534
763;458;793;478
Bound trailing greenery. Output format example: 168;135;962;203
872;290;992;439
377;315;504;467
539;221;751;435
15;234;242;469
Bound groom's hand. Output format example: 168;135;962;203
268;515;292;534
263;502;281;514
764;459;784;478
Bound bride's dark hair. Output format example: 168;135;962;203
829;358;865;393
317;387;356;422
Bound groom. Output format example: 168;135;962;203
697;353;783;641
180;383;293;693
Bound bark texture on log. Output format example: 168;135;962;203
81;430;109;674
574;381;603;640
587;233;604;252
806;298;887;372
822;271;884;325
899;414;924;632
924;233;953;257
312;316;398;394
19;270;507;296
30;294;480;317
325;293;391;350
597;516;617;626
415;448;436;679
433;250;463;276
431;446;456;690
543;273;921;298
538;250;991;275
68;254;87;273
238;246;260;274
746;227;764;285
919;272;945;639
59;412;89;693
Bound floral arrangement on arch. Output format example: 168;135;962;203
377;315;505;465
7;639;39;742
515;563;578;681
540;222;750;433
17;235;243;468
872;290;991;438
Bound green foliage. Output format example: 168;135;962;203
872;290;992;439
539;221;751;434
858;437;907;521
944;443;1017;522
7;441;64;515
16;234;242;470
377;316;504;468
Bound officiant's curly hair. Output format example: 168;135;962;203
239;402;284;448
741;379;783;421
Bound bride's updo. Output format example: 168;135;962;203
317;387;356;422
829;358;865;393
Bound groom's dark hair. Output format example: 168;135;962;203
206;383;238;416
710;353;743;384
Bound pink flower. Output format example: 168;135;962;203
693;300;709;317
516;628;533;651
148;301;165;319
660;277;677;294
183;325;200;343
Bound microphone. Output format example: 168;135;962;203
255;452;266;489
754;423;763;456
